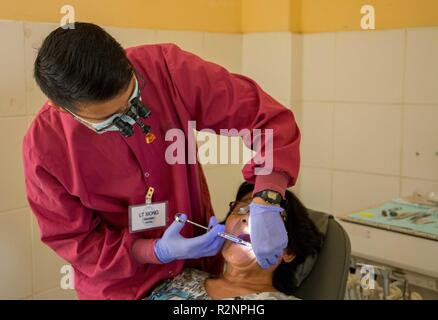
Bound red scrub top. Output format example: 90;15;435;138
22;44;301;299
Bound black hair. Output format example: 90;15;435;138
34;22;133;111
227;182;324;295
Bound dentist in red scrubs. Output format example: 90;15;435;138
23;23;300;299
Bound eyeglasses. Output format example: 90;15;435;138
95;73;145;132
228;200;287;221
228;201;251;215
63;69;151;137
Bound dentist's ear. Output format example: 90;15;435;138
48;100;67;113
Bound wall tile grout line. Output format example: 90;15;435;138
0;115;31;119
399;28;408;197
329;103;335;214
300;99;434;106
302;166;401;179
28;208;35;298
22;22;29;117
330;31;337;214
302;165;438;184
0;206;29;216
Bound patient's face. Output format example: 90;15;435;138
222;191;295;270
221;192;255;267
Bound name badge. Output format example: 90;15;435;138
128;201;168;233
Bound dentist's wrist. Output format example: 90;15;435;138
154;239;174;264
253;171;290;198
131;238;162;264
252;197;280;207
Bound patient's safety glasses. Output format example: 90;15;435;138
228;201;250;215
228;200;287;221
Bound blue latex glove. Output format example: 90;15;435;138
249;203;288;269
154;214;225;263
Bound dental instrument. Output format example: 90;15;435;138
217;232;252;248
174;214;252;248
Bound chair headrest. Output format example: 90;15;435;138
291;209;331;287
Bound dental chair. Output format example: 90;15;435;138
290;209;351;300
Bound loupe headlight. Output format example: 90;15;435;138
132;97;151;119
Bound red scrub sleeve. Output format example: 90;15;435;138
131;239;160;264
161;44;300;197
23;151;161;284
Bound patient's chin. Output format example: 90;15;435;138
222;242;255;266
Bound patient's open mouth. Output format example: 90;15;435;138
237;233;251;243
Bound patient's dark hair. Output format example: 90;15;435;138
227;182;324;295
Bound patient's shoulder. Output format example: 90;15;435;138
147;268;211;300
228;291;300;300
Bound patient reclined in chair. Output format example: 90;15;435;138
147;182;325;300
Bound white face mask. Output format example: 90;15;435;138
76;77;139;134
84;112;137;133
